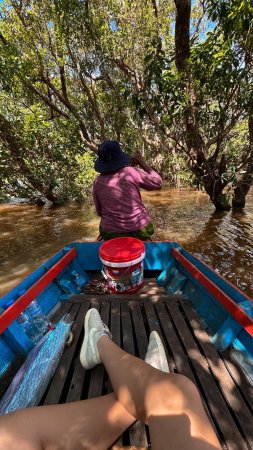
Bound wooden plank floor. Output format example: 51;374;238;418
40;294;253;450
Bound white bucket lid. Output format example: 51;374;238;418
100;251;145;268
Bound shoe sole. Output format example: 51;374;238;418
148;331;170;373
80;308;94;369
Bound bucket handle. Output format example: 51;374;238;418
101;269;108;279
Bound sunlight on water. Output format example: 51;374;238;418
0;185;253;298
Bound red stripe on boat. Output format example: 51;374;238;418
0;247;77;335
171;248;253;337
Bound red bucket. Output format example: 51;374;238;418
99;237;145;294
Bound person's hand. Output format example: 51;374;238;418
132;151;153;173
132;151;146;167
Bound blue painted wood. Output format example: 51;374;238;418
211;317;242;350
70;241;179;271
3;321;33;355
70;242;102;270
239;300;253;318
58;278;77;294
197;291;227;334
185;283;225;335
230;340;253;381
37;283;63;316
234;330;253;357
174;260;230;335
0;305;32;355
157;259;175;287
144;242;179;270
183;280;202;308
209;300;253;352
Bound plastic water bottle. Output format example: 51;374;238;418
71;271;86;291
166;269;186;294
4;299;41;343
25;300;50;337
18;290;52;341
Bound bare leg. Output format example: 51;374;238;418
0;393;135;450
98;336;222;450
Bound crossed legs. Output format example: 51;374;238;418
0;309;222;450
98;336;221;450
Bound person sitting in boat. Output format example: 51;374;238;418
0;308;221;450
93;140;162;241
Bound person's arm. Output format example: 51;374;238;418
132;152;162;190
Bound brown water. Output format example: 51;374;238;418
1;186;253;298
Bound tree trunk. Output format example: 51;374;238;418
173;0;232;212
232;183;250;209
209;191;231;211
232;166;253;209
196;170;231;211
174;0;191;71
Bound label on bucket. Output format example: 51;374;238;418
103;261;144;294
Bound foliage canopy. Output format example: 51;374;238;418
0;0;252;209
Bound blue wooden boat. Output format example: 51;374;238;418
0;241;253;449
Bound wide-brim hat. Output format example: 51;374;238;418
95;140;132;174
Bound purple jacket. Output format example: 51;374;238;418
93;166;162;232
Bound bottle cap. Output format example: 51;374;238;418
5;299;15;308
18;289;27;297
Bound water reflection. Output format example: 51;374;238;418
0;186;253;298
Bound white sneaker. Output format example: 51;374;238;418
145;331;169;372
80;308;112;369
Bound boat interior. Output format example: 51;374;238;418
2;275;252;450
1;234;253;450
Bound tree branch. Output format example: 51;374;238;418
0;31;8;45
205;109;244;153
79;72;106;139
39;71;92;142
59;64;68;99
28;83;70;119
151;0;158;18
67;45;106;138
113;58;141;91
